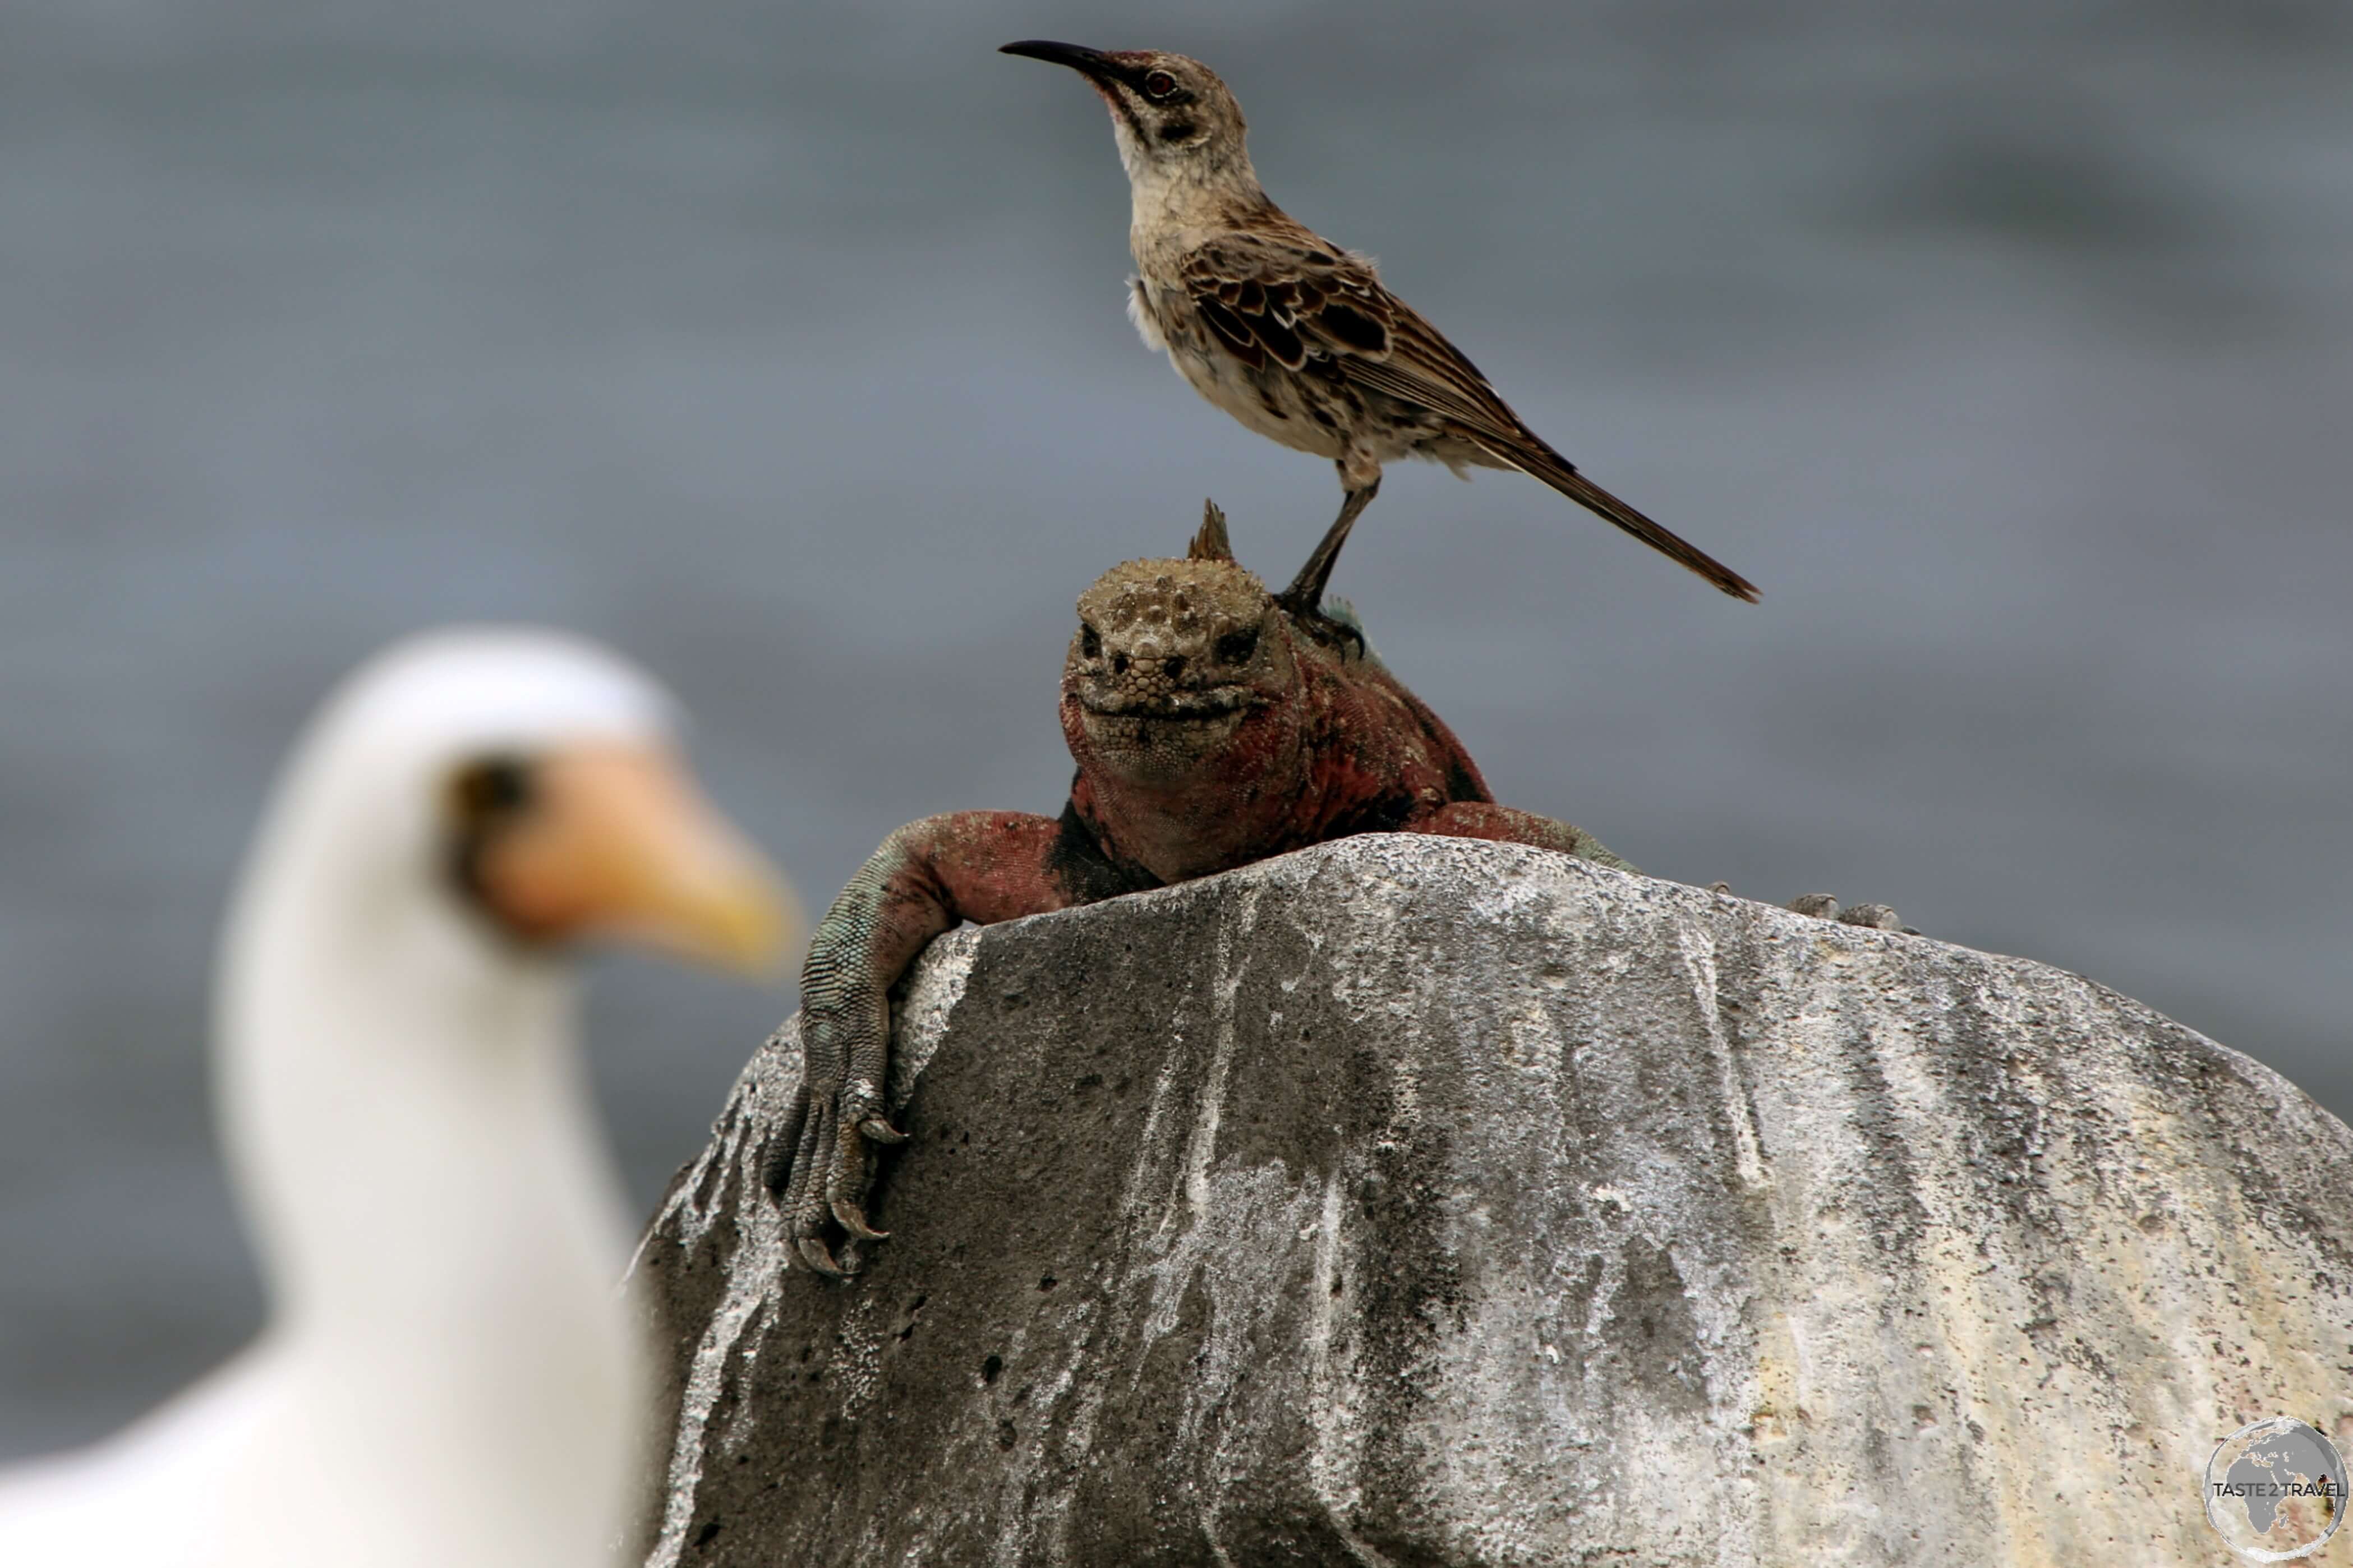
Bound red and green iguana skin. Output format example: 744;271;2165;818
772;505;1894;1276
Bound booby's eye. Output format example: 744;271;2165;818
448;755;536;819
1079;624;1103;660
443;753;540;920
1214;628;1259;665
1143;70;1177;99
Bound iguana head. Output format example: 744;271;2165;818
1060;504;1305;797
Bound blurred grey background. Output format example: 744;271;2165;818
2;0;2347;1458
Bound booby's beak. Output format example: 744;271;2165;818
998;39;1131;87
467;745;800;980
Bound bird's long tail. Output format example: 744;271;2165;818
1472;435;1761;603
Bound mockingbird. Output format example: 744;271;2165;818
1001;40;1760;615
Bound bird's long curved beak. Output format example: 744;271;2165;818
998;40;1128;86
470;744;802;980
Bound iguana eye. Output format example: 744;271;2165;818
1143;70;1177;99
1079;624;1102;660
1214;628;1258;665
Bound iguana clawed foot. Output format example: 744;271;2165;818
1711;884;1912;932
770;1009;905;1277
1784;892;1909;931
1781;890;1914;933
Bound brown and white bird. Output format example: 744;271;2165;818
1000;41;1760;614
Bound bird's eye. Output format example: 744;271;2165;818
448;755;535;819
1143;70;1177;99
442;754;537;917
1079;624;1103;660
1214;628;1259;665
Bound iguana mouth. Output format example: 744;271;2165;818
1077;686;1251;720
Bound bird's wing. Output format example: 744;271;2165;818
1177;236;1394;372
1177;232;1537;446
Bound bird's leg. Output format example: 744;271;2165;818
1277;471;1380;621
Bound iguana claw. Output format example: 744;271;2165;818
858;1118;910;1144
797;1236;850;1278
1784;892;1912;933
831;1199;889;1240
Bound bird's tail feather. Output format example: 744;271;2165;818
1473;435;1761;603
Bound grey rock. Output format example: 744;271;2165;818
628;835;2353;1566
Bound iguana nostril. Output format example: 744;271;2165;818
1112;653;1130;675
1163;655;1187;680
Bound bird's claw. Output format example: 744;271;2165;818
1280;602;1367;661
858;1118;909;1144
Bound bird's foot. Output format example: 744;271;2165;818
1275;594;1368;660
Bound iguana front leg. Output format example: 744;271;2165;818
1410;800;1638;871
1412;804;1909;930
772;810;1117;1276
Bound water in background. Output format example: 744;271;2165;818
3;0;2349;1456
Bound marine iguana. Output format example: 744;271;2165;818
771;504;1898;1276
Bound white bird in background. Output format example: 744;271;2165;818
0;629;800;1568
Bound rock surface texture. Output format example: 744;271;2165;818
629;836;2353;1567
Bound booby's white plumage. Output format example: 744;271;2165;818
0;628;789;1568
